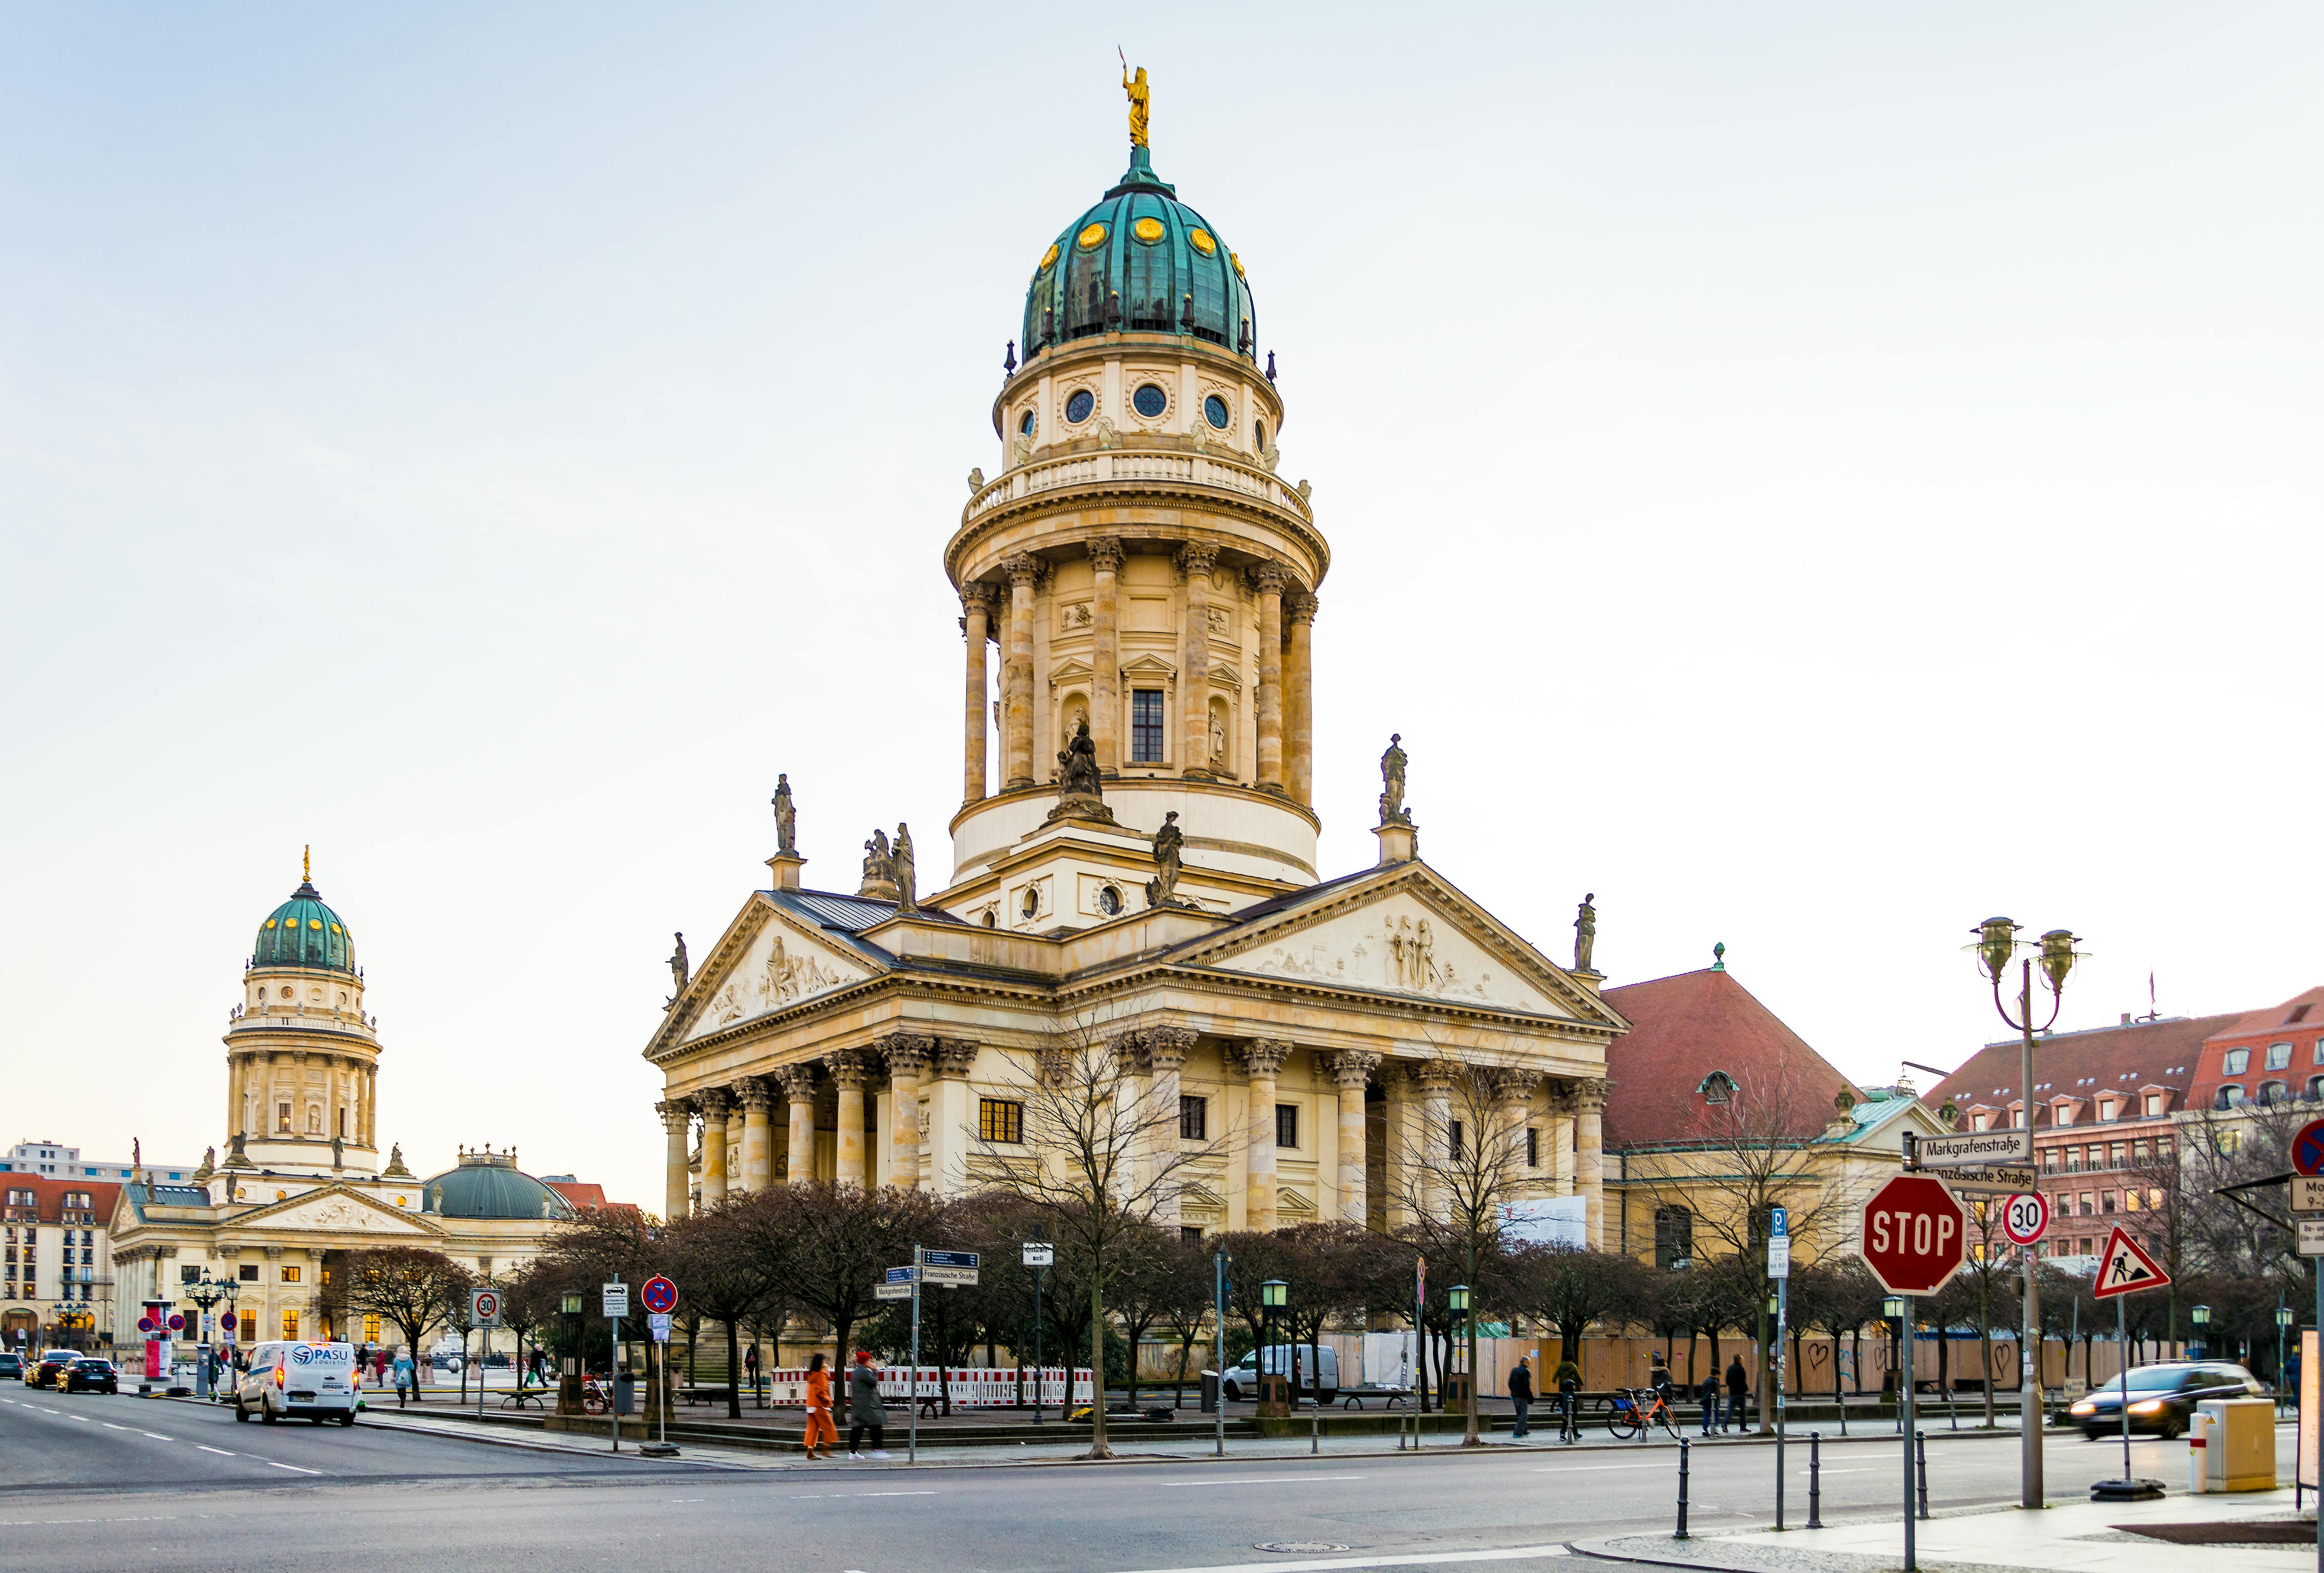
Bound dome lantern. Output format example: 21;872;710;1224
251;849;356;974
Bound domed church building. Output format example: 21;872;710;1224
105;856;616;1351
646;84;1627;1242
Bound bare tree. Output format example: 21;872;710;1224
336;1247;475;1398
964;1018;1224;1458
1504;1243;1654;1369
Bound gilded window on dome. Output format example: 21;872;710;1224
1038;241;1059;272
1188;227;1216;256
1075;222;1107;250
1132;216;1165;244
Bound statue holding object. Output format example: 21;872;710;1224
1145;811;1189;908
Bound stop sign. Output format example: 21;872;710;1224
1859;1173;1968;1296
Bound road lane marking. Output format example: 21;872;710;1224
1532;1464;1660;1472
266;1461;322;1475
1106;1546;1570;1573
781;1490;940;1499
198;1445;235;1457
1168;1474;1367;1487
141;1432;174;1440
103;1422;133;1430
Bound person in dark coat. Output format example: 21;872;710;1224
1725;1356;1750;1432
1698;1369;1723;1435
847;1351;888;1459
1507;1356;1534;1439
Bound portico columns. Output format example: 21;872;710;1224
926;1040;980;1192
1412;1062;1456;1224
738;1081;774;1193
884;1035;931;1189
1002;556;1040;789
1327;1051;1381;1226
831;1052;872;1187
1242;1040;1291;1232
1088;537;1123;774
1179;543;1217;774
1145;1027;1195;1230
1286;591;1316;807
1499;1070;1543;1194
1575;1078;1609;1248
657;1100;692;1220
961;585;996;803
775;1064;818;1184
1252;563;1286;791
698;1090;731;1208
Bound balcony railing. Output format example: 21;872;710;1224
963;447;1312;527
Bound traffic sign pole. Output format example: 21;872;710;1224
1903;1299;1918;1573
909;1244;922;1465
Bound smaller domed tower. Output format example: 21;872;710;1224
222;851;381;1175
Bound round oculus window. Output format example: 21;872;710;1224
1131;216;1166;244
1065;389;1094;424
1132;383;1168;419
1076;222;1108;251
1203;395;1230;430
1188;227;1217;256
1253;420;1266;448
1019;410;1036;436
1021;887;1041;919
1097;885;1122;916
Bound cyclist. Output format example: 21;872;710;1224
1553;1354;1582;1442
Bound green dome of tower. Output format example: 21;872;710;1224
252;856;356;973
1021;147;1257;358
420;1150;576;1221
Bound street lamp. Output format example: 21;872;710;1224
2277;1305;2296;1412
557;1291;585;1416
1969;914;2084;1509
1260;1279;1288;1414
185;1272;229;1399
1448;1283;1472;1426
2191;1303;2210;1361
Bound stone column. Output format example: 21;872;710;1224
738;1081;774;1193
223;1052;239;1139
1242;1039;1292;1232
1286;591;1316;807
1499;1070;1543;1194
1547;1083;1578;1196
1144;1027;1195;1230
1327;1051;1381;1226
1002;555;1040;789
697;1089;731;1208
1412;1062;1457;1224
884;1035;931;1189
831;1052;872;1187
961;584;995;803
1251;563;1286;791
657;1100;693;1220
925;1040;980;1193
775;1064;818;1185
1575;1078;1609;1249
1178;542;1217;774
1088;536;1123;773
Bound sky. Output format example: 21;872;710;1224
3;4;2317;1210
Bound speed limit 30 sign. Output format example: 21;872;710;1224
1999;1192;2049;1247
470;1288;502;1327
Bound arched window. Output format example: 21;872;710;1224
2260;1080;2288;1105
2215;1084;2245;1110
1699;1071;1735;1106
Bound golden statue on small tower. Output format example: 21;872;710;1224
1121;53;1150;148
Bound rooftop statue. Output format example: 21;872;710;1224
860;828;894;896
1058;716;1103;799
892;823;917;913
1145;811;1187;908
1121;58;1150;148
772;773;797;856
668;932;689;994
1378;733;1411;825
1573;893;1597;973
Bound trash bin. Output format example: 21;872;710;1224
613;1372;635;1415
1200;1370;1220;1414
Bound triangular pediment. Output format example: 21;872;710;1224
232;1184;441;1238
1185;865;1626;1030
675;896;877;1046
1120;653;1176;678
1206;661;1242;692
1049;656;1095;685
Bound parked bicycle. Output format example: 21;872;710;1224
578;1373;612;1416
1607;1385;1681;1440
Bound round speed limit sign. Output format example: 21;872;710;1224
2000;1192;2049;1247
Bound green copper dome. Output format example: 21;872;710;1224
420;1151;575;1221
1022;147;1256;357
253;879;355;973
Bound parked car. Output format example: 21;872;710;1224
1220;1344;1340;1405
2068;1361;2264;1440
234;1340;360;1425
0;1353;23;1381
26;1349;80;1389
62;1357;118;1394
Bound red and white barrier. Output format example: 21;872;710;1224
750;1366;1091;1407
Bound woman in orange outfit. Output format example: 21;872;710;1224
801;1352;836;1460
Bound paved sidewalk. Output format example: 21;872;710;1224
1577;1486;2314;1573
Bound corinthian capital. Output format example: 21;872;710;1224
1247;562;1287;596
934;1039;981;1079
654;1099;693;1135
1004;553;1042;589
1143;1025;1197;1072
1286;590;1318;625
1086;536;1124;574
1240;1038;1293;1078
961;581;1001;619
1177;541;1219;579
826;1049;874;1090
1325;1049;1382;1089
772;1063;819;1103
881;1033;933;1076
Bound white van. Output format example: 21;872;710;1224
1220;1344;1339;1405
234;1340;360;1425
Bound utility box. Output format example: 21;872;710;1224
2198;1398;2276;1492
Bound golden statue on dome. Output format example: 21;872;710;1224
1121;53;1149;147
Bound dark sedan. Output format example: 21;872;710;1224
2068;1361;2265;1439
26;1350;79;1390
61;1357;118;1394
0;1353;22;1381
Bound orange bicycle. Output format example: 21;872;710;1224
1607;1385;1680;1440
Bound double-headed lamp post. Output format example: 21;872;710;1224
1972;915;2083;1510
185;1272;228;1399
1260;1279;1288;1414
1448;1283;1474;1440
2190;1303;2210;1361
2278;1305;2295;1412
557;1292;585;1416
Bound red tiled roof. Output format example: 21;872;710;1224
547;1181;613;1211
1927;1011;2239;1129
2188;986;2324;1109
0;1175;123;1224
1598;968;1858;1149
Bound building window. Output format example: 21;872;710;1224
2107;1143;2126;1168
2310;1076;2324;1102
1526;1127;1540;1168
978;1099;1023;1144
1654;1206;1694;1270
1180;1226;1204;1245
2124;1189;2141;1212
363;1314;381;1343
2012;1108;2026;1128
1179;1095;1207;1141
338;1108;348;1137
2039;1148;2056;1173
2267;1042;2293;1071
281;1311;298;1339
1129;690;1165;762
2262;1080;2289;1105
2223;1047;2250;1075
2078;1192;2094;1216
280;1266;301;1283
181;1265;201;1283
2066;1148;2082;1173
1275;1105;1298;1150
2216;1085;2245;1110
2144;1093;2163;1116
2101;1192;2117;1214
1448;1119;1464;1160
239;1264;260;1282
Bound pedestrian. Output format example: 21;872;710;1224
1649;1349;1671;1398
1506;1355;1534;1440
744;1341;760;1404
528;1344;546;1390
801;1352;837;1460
847;1350;889;1460
1697;1368;1721;1435
1724;1355;1749;1433
1552;1354;1583;1440
393;1346;415;1407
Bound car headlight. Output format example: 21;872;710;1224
2069;1401;2095;1415
2129;1399;2167;1415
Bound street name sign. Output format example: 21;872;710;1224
1908;1129;2032;1169
1999;1192;2049;1247
886;1265;917;1283
1022;1242;1054;1269
2299;1220;2324;1258
1858;1174;1968;1296
874;1282;914;1300
602;1281;629;1318
470;1288;502;1327
921;1249;980;1287
641;1276;678;1315
2294;1177;2324;1215
2293;1119;2324;1178
1943;1165;2042;1196
2091;1226;2170;1298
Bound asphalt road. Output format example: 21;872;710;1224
0;1385;2275;1573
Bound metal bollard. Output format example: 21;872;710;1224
1674;1436;1692;1540
1807;1431;1823;1529
1312;1405;1320;1455
1915;1430;1930;1520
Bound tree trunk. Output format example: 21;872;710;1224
1463;1238;1481;1446
1086;1276;1111;1458
726;1317;742;1420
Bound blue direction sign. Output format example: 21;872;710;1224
886;1266;917;1283
1769;1206;1788;1238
